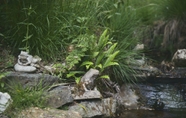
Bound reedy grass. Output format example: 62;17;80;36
1;0;145;83
3;80;48;117
151;0;186;57
103;1;142;83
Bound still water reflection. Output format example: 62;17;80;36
119;109;186;118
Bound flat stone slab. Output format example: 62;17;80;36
44;85;74;108
2;72;60;88
72;90;102;100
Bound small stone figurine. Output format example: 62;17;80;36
14;51;41;72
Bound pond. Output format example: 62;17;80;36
119;109;186;118
119;77;186;118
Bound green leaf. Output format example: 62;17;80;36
80;61;94;69
92;52;99;58
1;83;4;88
97;29;109;51
105;43;118;56
103;62;119;69
67;71;84;78
95;64;102;69
103;50;120;69
75;77;81;84
99;75;110;79
66;73;75;78
95;52;105;66
22;34;33;42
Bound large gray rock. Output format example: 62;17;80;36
44;85;74;108
0;92;12;113
69;98;116;118
3;72;59;88
172;49;186;67
17;107;82;118
118;84;139;110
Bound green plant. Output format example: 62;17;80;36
80;29;119;79
2;0;65;60
0;72;9;90
151;0;186;57
4;80;47;117
102;1;142;83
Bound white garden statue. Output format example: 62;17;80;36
14;51;41;72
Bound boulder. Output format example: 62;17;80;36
17;107;82;118
172;49;186;67
0;92;12;113
44;85;74;108
3;72;59;88
69;98;116;118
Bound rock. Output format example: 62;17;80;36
69;98;116;118
14;63;37;72
133;44;144;50
44;85;73;108
172;49;186;67
118;84;139;110
3;72;59;88
152;99;165;110
0;114;9;118
132;66;160;77
72;90;102;100
14;51;41;72
17;107;82;118
0;92;12;113
80;68;99;91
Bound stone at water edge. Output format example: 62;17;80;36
0;92;12;113
69;98;117;118
172;49;186;67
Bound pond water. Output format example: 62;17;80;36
119;109;186;118
119;78;186;118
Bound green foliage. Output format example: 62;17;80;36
1;0;144;84
66;71;84;84
0;72;9;89
5;81;47;117
153;0;186;21
80;29;120;75
2;0;65;59
101;1;142;83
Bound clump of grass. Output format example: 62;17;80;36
4;81;47;117
100;1;142;83
151;0;186;57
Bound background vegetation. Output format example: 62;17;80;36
0;0;185;81
0;0;186;116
